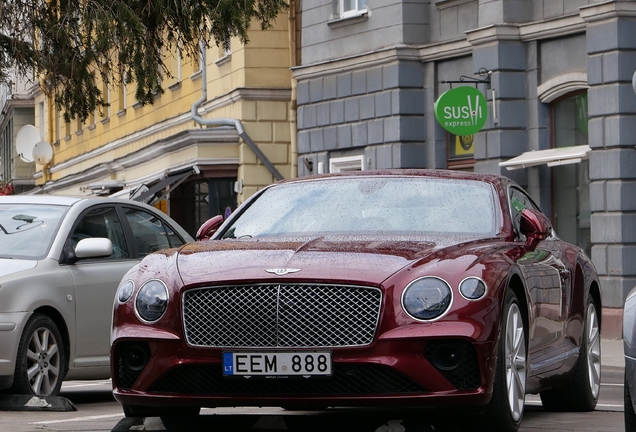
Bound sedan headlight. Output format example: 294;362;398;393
135;280;169;322
117;280;135;303
402;277;452;320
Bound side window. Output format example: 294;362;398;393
71;207;129;259
123;207;183;258
509;188;541;236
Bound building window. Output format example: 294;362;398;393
337;0;367;18
330;155;363;172
551;91;590;257
447;133;475;171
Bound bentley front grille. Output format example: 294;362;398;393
183;284;382;348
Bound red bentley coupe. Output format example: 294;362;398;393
110;169;601;432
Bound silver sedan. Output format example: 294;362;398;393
0;195;192;397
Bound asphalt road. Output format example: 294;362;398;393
0;340;627;432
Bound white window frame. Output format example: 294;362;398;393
329;155;364;173
339;0;367;18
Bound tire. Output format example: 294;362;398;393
11;313;65;397
625;371;636;432
477;289;527;432
539;296;600;411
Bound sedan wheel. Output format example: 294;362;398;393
540;296;600;411
626;371;636;432
12;314;65;397
478;289;526;432
505;302;527;422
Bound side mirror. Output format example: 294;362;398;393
196;215;224;241
520;208;552;249
75;237;114;259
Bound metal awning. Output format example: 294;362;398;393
499;145;591;171
133;170;194;204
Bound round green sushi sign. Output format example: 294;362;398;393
434;86;488;135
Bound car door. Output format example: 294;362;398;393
67;205;137;370
509;187;572;374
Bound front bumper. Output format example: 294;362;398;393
0;311;31;383
111;335;496;409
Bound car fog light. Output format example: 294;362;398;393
402;277;452;320
429;343;462;371
124;344;149;371
459;277;487;300
135;280;169;322
117;280;135;303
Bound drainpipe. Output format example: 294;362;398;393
288;0;298;178
190;41;284;181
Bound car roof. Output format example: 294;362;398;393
277;169;510;186
0;195;139;207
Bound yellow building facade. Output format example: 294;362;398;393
32;17;295;237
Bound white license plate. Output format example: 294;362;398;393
222;351;332;377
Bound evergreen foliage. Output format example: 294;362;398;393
0;0;288;121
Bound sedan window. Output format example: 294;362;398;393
0;204;68;259
222;177;497;238
71;207;129;259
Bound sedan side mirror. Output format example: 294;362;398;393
520;208;552;249
75;237;114;259
196;215;224;241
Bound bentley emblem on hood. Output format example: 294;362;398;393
265;268;301;276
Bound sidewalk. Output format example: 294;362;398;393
601;338;624;368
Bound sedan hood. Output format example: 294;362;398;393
177;235;487;286
0;258;37;279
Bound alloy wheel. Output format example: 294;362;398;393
505;302;526;422
586;302;601;400
26;327;61;396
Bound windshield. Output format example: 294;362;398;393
0;204;69;259
222;177;498;239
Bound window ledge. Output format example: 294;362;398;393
328;11;368;28
88;124;96;131
101;117;110;125
435;0;473;9
64;134;71;142
117;109;126;117
75;129;84;136
190;70;202;81
215;54;232;66
168;81;182;91
132;101;143;110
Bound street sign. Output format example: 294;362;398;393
434;86;488;135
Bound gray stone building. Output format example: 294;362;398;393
292;0;636;338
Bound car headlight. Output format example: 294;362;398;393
402;277;452;321
117;280;135;303
135;280;169;322
459;277;487;300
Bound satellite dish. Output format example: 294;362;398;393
32;141;53;165
15;124;40;163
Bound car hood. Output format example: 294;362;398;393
176;235;492;286
0;258;37;279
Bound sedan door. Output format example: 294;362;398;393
66;206;137;371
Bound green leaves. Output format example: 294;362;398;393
0;0;288;121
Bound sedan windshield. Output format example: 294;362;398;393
0;204;69;259
222;177;498;238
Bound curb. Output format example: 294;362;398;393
0;394;77;411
